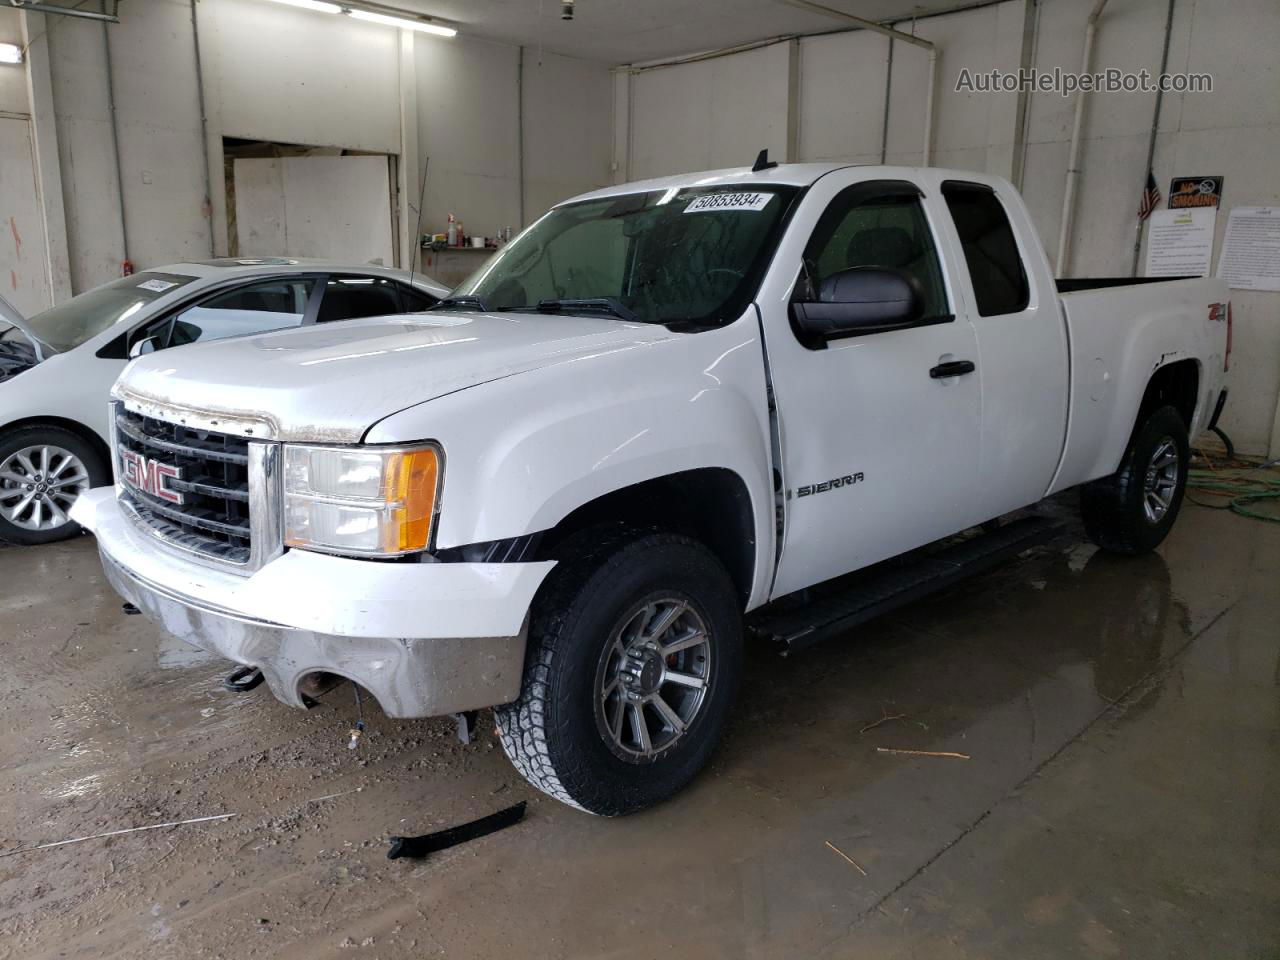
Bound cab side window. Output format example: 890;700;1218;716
941;182;1029;316
164;278;315;347
802;186;949;321
316;276;405;323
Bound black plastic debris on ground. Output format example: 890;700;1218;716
387;801;527;860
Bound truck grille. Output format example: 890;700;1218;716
114;406;257;566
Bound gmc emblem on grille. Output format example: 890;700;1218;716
120;449;184;505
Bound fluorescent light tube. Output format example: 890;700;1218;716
263;0;342;13
0;43;23;65
347;9;457;36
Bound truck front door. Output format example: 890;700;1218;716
758;173;986;598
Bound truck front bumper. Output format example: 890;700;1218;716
72;488;555;718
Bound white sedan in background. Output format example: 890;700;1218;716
0;259;448;544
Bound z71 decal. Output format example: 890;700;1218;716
796;472;864;498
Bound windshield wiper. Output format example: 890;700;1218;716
429;295;490;312
533;298;640;323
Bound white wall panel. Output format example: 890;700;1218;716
235;155;394;264
630;42;791;179
797;30;889;163
202;0;400;153
0;9;24;115
522;51;614;220
0;116;51;314
48;0;209;290
883;1;1024;174
415;34;520;242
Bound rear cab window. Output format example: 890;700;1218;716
940;182;1030;317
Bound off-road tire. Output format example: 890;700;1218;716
0;425;108;545
1080;405;1189;556
495;526;743;815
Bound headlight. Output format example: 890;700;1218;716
283;443;441;556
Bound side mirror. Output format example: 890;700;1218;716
792;266;924;341
129;336;161;359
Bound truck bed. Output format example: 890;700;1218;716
1049;275;1229;495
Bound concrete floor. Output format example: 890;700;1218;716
0;502;1276;959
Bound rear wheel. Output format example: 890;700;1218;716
0;426;108;545
1081;405;1189;556
495;528;743;815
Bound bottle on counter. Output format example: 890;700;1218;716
446;214;457;248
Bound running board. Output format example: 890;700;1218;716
751;516;1064;656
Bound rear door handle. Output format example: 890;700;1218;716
930;360;976;379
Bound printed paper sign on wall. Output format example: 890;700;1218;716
1217;207;1280;292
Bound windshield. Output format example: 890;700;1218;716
450;184;800;327
23;272;197;354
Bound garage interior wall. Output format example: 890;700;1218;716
7;0;613;302
617;0;1280;457
0;9;24;114
415;36;612;238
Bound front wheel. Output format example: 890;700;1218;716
0;425;108;545
496;529;743;815
1081;405;1189;556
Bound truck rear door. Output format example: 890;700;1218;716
936;179;1070;519
758;172;985;598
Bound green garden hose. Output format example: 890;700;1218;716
1187;460;1280;522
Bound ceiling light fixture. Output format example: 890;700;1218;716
262;0;342;12
347;9;457;36
0;42;23;65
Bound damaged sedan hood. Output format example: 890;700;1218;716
0;339;39;383
117;311;677;442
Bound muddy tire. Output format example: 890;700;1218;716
0;425;108;546
1081;405;1189;556
495;527;743;816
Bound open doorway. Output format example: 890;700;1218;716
223;138;398;266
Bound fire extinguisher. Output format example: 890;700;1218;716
122;259;134;277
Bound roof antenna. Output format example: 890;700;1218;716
751;149;778;173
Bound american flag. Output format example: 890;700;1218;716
1138;171;1161;221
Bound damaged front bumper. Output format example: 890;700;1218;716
72;488;555;718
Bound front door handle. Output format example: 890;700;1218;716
930;359;976;379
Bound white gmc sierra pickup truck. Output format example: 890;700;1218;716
73;161;1231;815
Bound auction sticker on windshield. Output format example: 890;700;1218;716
684;193;773;214
136;279;178;293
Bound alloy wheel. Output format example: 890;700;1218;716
0;444;91;531
595;598;712;761
1141;436;1180;524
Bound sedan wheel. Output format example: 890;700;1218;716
0;440;96;545
0;443;93;536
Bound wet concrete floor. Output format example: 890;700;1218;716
0;501;1276;958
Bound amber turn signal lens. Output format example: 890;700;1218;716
386;448;439;553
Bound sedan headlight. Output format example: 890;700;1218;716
283;443;441;556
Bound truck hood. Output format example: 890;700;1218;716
117;311;677;442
